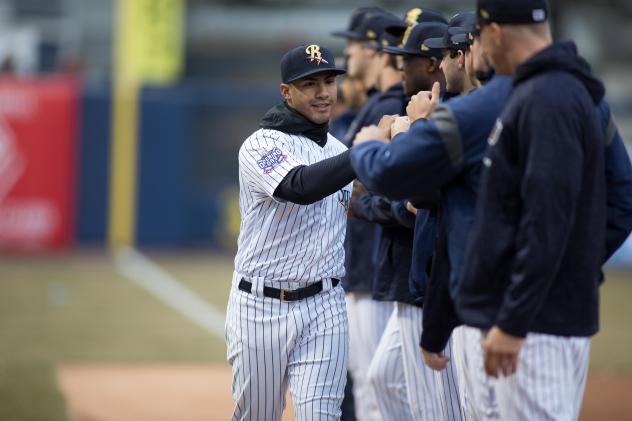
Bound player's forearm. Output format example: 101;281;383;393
273;149;355;205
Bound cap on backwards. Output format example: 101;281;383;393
281;44;346;84
477;0;549;26
383;22;448;59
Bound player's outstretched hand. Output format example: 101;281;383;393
481;326;524;378
407;81;440;122
421;348;449;371
391;116;410;138
353;125;389;146
377;114;397;138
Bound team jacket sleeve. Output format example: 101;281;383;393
350;77;514;200
495;97;584;338
599;101;632;262
351;190;414;228
420;272;460;352
420;222;460;352
350;104;463;200
239;131;307;198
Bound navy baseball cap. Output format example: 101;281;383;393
384;7;447;37
383;22;447;59
331;6;385;40
425;12;476;50
451;30;476;47
280;44;346;84
359;12;407;50
477;0;549;26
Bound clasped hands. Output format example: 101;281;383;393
352;81;441;146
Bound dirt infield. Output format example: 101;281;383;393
58;364;294;421
58;364;632;420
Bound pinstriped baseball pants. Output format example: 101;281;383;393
225;277;348;421
493;333;590;421
451;326;500;420
367;302;465;420
345;292;392;421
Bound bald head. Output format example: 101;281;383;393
478;21;552;75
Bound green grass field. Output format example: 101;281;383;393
0;251;631;420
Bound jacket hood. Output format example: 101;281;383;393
514;41;605;104
260;102;329;147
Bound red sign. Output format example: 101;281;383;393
0;77;79;250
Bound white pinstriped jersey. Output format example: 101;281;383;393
234;128;352;288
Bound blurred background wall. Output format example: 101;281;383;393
0;0;631;261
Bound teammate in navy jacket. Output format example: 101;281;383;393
349;7;632;420
454;1;620;418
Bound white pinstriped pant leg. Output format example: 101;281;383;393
226;285;292;421
449;326;469;417
288;285;349;421
434;332;467;421
367;305;412;420
346;293;391;421
398;303;451;421
226;281;348;421
452;326;500;420
368;302;448;420
493;333;591;421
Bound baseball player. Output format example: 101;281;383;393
347;7;632;421
353;20;467;421
333;10;414;421
225;44;355;421
456;1;631;419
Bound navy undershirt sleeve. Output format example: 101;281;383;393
273;150;356;205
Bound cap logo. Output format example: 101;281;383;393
532;9;546;22
469;33;474;41
305;44;329;65
406;8;422;25
420;44;430;52
480;9;490;20
402;23;416;44
381;39;389;47
367;30;376;39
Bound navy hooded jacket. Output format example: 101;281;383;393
350;43;632;351
456;42;609;338
342;83;408;293
347;83;418;303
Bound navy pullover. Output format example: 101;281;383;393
456;42;610;338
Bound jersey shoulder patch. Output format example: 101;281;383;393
256;147;287;174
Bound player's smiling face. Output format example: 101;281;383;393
281;72;338;124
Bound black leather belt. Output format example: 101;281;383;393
238;278;340;301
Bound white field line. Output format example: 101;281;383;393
114;246;226;339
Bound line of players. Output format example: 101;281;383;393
330;3;632;421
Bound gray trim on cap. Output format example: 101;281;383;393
606;110;617;146
432;104;463;166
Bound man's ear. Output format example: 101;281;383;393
458;50;466;70
280;83;291;103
